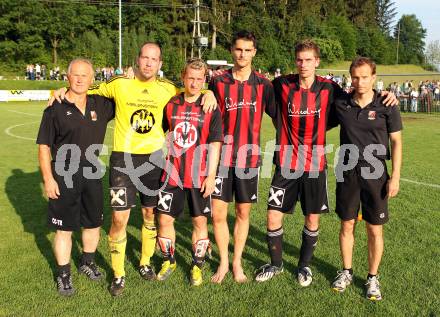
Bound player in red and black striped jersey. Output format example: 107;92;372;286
209;31;276;283
161;93;223;188
255;40;399;287
155;58;222;286
272;73;340;171
209;69;275;168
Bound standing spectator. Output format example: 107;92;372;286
55;66;60;80
36;63;41;80
30;64;35;80
101;67;106;81
376;78;384;93
410;88;419;112
126;66;134;79
433;81;439;102
41;65;47;80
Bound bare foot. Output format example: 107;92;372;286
232;265;248;283
211;265;229;284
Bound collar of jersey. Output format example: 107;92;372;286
221;69;259;85
172;92;203;107
61;95;94;110
349;89;381;109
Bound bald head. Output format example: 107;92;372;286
138;42;162;60
137;42;163;82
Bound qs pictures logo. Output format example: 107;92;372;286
130;109;155;134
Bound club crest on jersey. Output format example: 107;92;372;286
158;191;173;212
130;109;155;134
268;186;285;208
110;187;127;207
173;121;198;148
90;111;97;121
368;110;376;120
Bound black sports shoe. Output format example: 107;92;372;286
78;262;103;281
109;277;125;297
255;263;284;282
139;265;156;281
56;272;75;296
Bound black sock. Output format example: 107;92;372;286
58;263;71;276
343;267;353;275
81;252;95;265
298;226;319;268
267;227;283;267
192;253;205;269
367;273;376;279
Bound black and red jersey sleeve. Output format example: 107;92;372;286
264;81;276;118
208;108;223;143
327;82;344;129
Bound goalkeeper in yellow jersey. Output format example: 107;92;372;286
51;42;217;296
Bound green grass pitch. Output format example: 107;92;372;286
0;101;439;316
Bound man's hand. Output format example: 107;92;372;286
200;175;216;198
201;90;217;113
212;69;225;77
387;176;400;198
44;177;60;199
380;91;399;106
48;87;68;106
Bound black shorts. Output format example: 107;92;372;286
48;164;103;231
155;185;212;218
267;166;329;215
109;151;163;211
211;167;259;203
336;160;389;225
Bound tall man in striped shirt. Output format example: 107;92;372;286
209;31;276;283
255;40;397;286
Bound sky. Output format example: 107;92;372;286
394;0;440;45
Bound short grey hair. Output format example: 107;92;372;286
67;58;94;75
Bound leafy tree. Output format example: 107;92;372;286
323;15;357;60
0;0;430;77
313;38;344;63
425;40;440;71
394;14;426;64
375;0;397;35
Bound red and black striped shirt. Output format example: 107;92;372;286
209;70;276;168
162;93;223;188
272;74;343;171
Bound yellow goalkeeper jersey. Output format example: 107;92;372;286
88;76;178;154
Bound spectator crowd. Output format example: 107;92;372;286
25;64;129;82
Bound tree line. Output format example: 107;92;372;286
0;0;432;80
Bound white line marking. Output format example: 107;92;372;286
400;178;440;189
6;109;41;117
4;121;39;141
4;121;114;142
